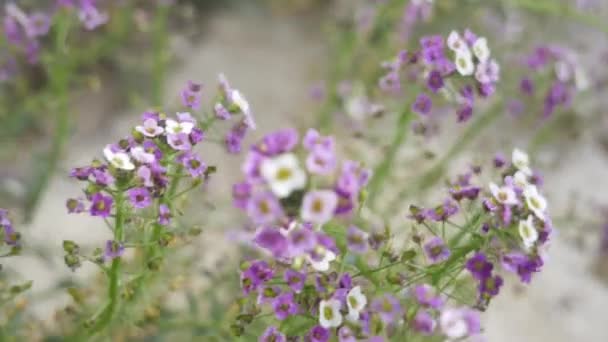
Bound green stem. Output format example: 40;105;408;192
367;108;413;207
88;194;125;335
24;14;73;222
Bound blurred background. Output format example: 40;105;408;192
1;0;608;341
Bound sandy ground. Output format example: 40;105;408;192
7;5;608;341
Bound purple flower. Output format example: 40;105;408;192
427;70;444;93
479;274;503;297
247;192;284;224
475;59;500;84
104;240;124;261
225;130;244;154
143;140;163;160
307;325;330;342
379;71;401;94
158;204;171;225
260;326;286;342
301;190;338;225
465;253;493;281
456;104;473;123
180;81;202;110
241;260;274;295
407;205;428;223
257;285;281;305
272;292;299;320
78;1;109;30
412;93;432;115
180;152;206;178
255;227;288;258
70;166;93;180
450;186;481;201
463;29;477;46
520;77;535;95
127;187;152;209
214;103;231;120
338;326;356;342
189;127;204;145
412;284;444;309
255;128;299;156
306;148;337;175
423;237;451;264
167;133;192;151
370;294;403;324
493;152;506;168
92;168;114;187
502;253;543;284
478;82;496;98
411;311;436;335
303;129;334;151
346;225;369;254
89;193;113;217
232;181;252;210
284;269;306;293
137;166;154;187
427;200;459;222
287;226;317;256
25;12;51;38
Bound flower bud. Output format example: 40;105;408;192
63;240;79;254
64;254;81;271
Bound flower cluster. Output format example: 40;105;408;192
510;45;588;118
1;1;109;80
379;29;500;127
407;148;552;309
65;75;251;268
233;128;368;225
231;131;535;341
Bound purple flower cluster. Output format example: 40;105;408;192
379;29;500;130
1;1;111;80
233;128;371;226
67;110;207;220
65;77;244;264
512;45;586;118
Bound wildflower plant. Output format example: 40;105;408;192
229;118;554;342
63;74;253;337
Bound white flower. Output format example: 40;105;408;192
472;37;490;62
518;215;539;249
454;51;475;76
300;190;338;225
447;31;469;54
130;146;155;164
512;171;530;189
523;184;547;221
135;118;164;137
319;299;343;328
165;119;194;135
512;148;532;176
346;286;367;321
231;89;256;130
307;248;336;272
103;146;135;170
440;308;468;339
260;153;306;198
489;182;518;206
